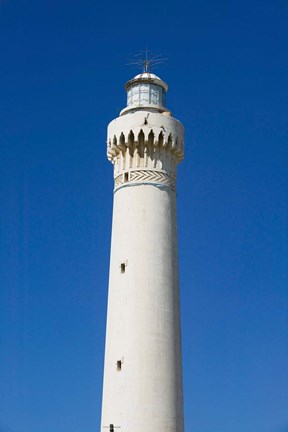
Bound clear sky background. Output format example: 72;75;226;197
0;1;287;431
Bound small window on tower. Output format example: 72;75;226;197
116;360;122;371
120;263;126;273
124;172;129;183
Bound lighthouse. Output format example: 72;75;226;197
100;69;184;432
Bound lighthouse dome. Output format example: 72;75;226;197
133;72;161;80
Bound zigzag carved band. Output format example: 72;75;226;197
114;170;176;191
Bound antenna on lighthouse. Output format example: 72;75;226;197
127;50;167;72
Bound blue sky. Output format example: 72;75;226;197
0;0;287;431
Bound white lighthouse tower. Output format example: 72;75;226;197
100;68;184;432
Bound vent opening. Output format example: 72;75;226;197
120;263;126;273
116;360;122;371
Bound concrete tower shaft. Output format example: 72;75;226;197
101;72;185;432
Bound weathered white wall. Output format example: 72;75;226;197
101;104;184;432
101;184;184;432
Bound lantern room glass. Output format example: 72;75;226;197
127;84;166;108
